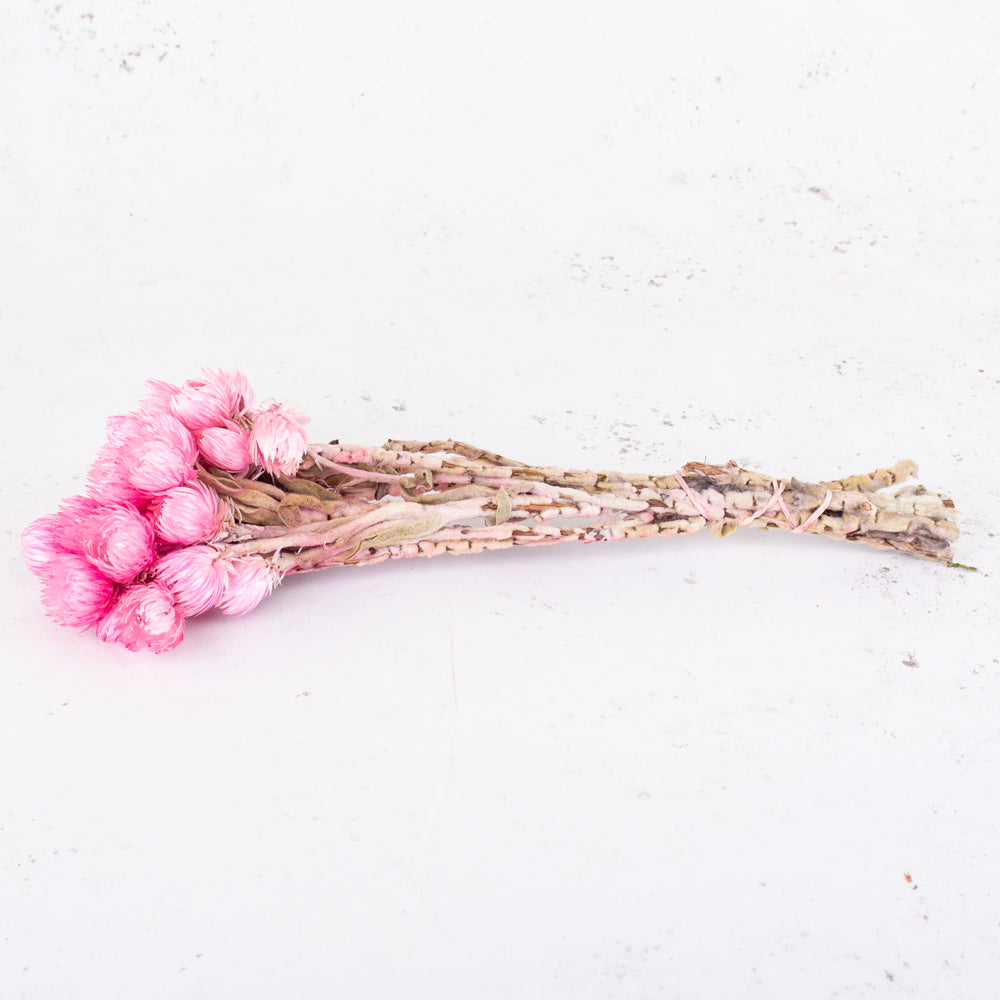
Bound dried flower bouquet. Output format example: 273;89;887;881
23;369;961;653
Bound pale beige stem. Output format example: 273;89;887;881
225;446;959;575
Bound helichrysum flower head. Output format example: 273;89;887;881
138;379;180;414
40;553;116;629
217;556;278;615
97;582;185;653
154;545;228;617
249;402;310;477
89;412;198;499
149;481;225;545
208;368;254;418
88;414;152;504
196;421;252;476
79;504;157;584
120;414;199;494
170;368;255;431
22;495;103;576
22;515;68;577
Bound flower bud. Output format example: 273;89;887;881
197;421;252;475
79;504;157;583
149;481;225;545
40;553;116;629
154;545;227;617
217;556;277;615
249;403;310;477
97;582;184;653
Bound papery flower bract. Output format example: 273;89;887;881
22;515;67;577
97;581;185;653
149;481;225;545
208;368;254;418
79;504;157;583
89;412;197;499
154;545;228;617
249;403;310;477
170;375;232;431
170;368;255;431
217;556;277;615
22;495;104;574
138;379;180;415
119;413;198;494
56;495;103;543
88;413;152;503
40;553;116;629
197;421;252;475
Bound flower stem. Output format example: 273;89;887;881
213;443;959;577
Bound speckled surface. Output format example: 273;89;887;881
2;3;999;997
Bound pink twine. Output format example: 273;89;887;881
673;472;721;522
738;481;832;534
739;480;788;527
778;486;833;533
796;496;832;532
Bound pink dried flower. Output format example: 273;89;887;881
22;495;103;575
57;495;103;537
89;412;197;499
149;481;225;545
197;421;252;475
97;582;184;653
40;553;116;629
138;379;180;415
120;413;198;494
88;414;152;503
154;545;228;617
170;368;255;431
22;515;66;577
79;504;157;583
217;556;278;615
209;368;254;417
249;402;310;477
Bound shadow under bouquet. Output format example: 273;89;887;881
22;369;962;653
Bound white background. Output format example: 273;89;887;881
2;2;999;997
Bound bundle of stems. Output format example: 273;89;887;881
211;440;960;573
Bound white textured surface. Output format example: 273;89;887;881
2;2;999;997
